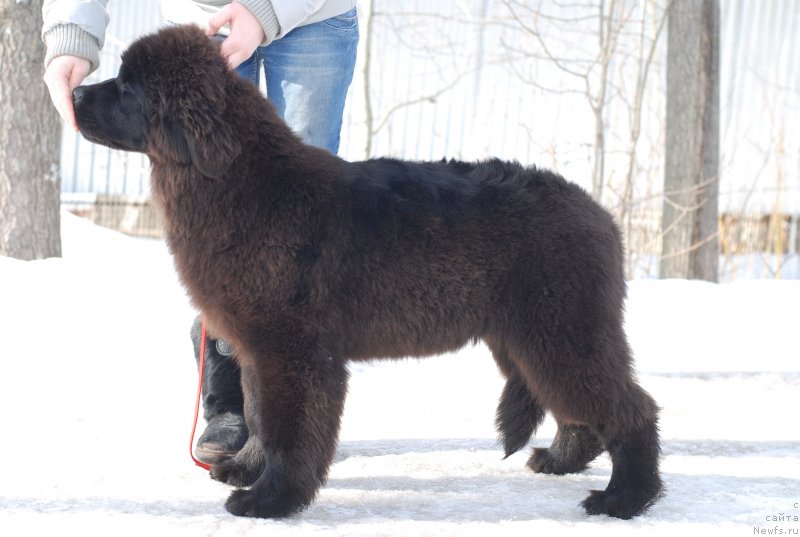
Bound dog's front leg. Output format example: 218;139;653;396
217;336;349;518
210;362;266;487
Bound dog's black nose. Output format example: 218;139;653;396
72;86;85;104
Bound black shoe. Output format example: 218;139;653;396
194;411;248;465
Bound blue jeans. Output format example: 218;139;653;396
233;7;359;154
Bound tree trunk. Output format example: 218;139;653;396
0;0;62;260
660;0;719;281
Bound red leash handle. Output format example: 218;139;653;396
190;318;212;471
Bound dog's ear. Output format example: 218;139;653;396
183;112;241;179
152;100;241;179
152;112;240;179
150;78;241;178
158;117;191;166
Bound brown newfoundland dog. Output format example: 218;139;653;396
72;25;662;519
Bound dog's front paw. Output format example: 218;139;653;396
210;436;266;487
211;458;261;487
225;489;264;517
225;488;303;519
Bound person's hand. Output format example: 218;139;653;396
207;3;266;70
43;55;91;132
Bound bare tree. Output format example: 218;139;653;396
0;0;62;260
619;1;670;226
617;0;670;277
660;0;719;280
502;0;631;202
362;3;504;160
500;0;673;279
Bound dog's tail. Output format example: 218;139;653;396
495;375;545;458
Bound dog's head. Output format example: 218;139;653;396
73;25;241;178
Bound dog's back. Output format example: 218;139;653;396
326;157;624;362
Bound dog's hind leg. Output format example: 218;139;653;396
580;383;663;519
217;333;349;518
528;422;604;475
491;339;603;473
514;327;662;519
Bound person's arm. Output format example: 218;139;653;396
42;0;110;73
41;0;110;131
207;0;332;70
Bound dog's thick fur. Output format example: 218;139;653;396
73;25;662;519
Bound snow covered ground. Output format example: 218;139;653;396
0;212;798;536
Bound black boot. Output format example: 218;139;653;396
190;315;248;464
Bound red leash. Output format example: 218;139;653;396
189;318;212;471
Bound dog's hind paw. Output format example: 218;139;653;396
581;488;659;519
528;447;592;475
528;448;562;474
